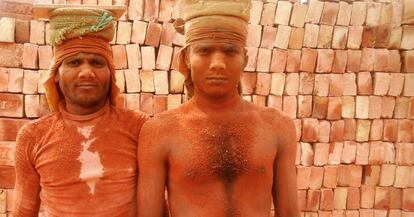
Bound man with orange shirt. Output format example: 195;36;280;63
13;7;148;216
137;0;300;216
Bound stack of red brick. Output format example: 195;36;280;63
0;0;413;216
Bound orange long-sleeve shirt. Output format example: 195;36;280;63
13;103;148;217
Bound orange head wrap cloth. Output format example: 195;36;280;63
43;7;120;112
175;0;251;98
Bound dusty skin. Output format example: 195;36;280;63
137;42;299;217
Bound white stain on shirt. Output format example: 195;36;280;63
77;125;104;195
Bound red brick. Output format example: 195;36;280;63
167;94;182;110
334;187;348;210
158;0;175;22
15;19;30;43
331;50;347;73
380;4;392;25
111;45;127;69
390;188;403;209
255;73;271;96
395;166;411;188
140;93;154;116
368;96;382;119
342;74;357;96
172;31;185;47
330;120;344;142
350;2;367;25
270;49;287;73
372;73;390;96
410;98;414;119
286;50;301;73
127;0;143;20
303;24;319;48
154;95;167;114
116;21;131;45
336;2;352;26
260;3;276;26
297;166;311;189
327;97;341;120
0;68;7;92
356;142;370;165
341;141;356;164
283;96;297;119
124;69;140;93
396;143;414;165
295;120;302;142
332;26;348;49
23;70;38;94
332;210;345;217
30;20;45;45
320;188;334;210
384;119;398;142
274;25;291;49
284;73;299;96
388;74;404;97
375;187;391;209
361;185;376;208
7;68;23;93
155;45;173;70
125;94;140;111
126;44;142;69
389;210;402;217
382;96;396;118
302;118;319;142
348;166;363;187
379;164;396;187
403;188;414;211
320;2;339;26
306;190;321;211
289;27;305;50
299;72;314;95
370;119;384;141
404;74;414;97
143;0;159;21
0;93;23;117
240;73;256;95
373;50;389;72
384;142;396;164
389;27;403;49
0;118;28;140
347;26;363;49
398;121;413;142
160;22;175;47
249;1;263;25
261;26;277;49
245;47;258;72
22;43;38;69
346;50;362;73
298;95;313;118
290;3;308;28
141;46;156;70
368;142;385;165
329;142;343;165
37;45;52;70
316;49;334;73
115;70;125;93
355;96;369;119
403;51;414;73
144;22;162;47
347;187;361;209
395;97;410;119
270;73;285;95
318;120;331;143
401;25;414;50
247;24;262;48
169;70;184;94
318;25;334;49
300;48;317;72
274;1;292;25
24;94;40;118
0;17;15;43
297;190;307;211
364;166;381;188
314;143;329;166
360;48;375;71
131;20;147;44
306;0;324;24
257;48;272;72
376;25;391;48
343;119;356;141
324;165;339;188
366;2;382;27
357;72;373;95
140;69;155;93
312;96;328;119
329;74;344;97
309;166;324;189
356;120;371;142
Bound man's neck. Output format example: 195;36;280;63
64;100;107;116
189;92;244;116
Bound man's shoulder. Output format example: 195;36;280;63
110;106;149;122
18;112;59;138
244;102;294;131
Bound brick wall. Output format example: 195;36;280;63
0;0;414;216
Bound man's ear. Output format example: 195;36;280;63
178;47;191;77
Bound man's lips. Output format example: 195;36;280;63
206;76;228;81
76;83;98;89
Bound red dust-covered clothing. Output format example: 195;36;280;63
13;104;148;217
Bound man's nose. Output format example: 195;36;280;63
210;52;226;71
78;63;96;78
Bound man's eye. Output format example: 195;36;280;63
92;60;105;67
197;48;210;54
67;60;80;66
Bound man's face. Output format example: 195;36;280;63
187;42;246;98
56;52;111;109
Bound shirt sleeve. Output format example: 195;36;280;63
13;124;41;217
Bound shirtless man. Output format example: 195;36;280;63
13;7;148;216
137;1;299;216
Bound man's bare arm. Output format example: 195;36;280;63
273;116;300;217
137;120;169;217
13;126;41;217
